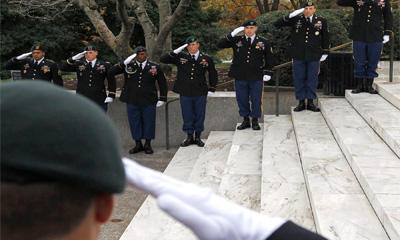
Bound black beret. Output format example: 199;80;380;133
301;1;315;8
185;36;198;44
134;46;147;54
84;45;97;51
30;44;45;52
242;20;257;27
1;81;126;194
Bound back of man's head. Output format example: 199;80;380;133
1;81;126;240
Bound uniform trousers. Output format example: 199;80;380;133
180;95;207;134
353;40;383;79
126;103;156;140
100;104;108;112
234;80;264;119
292;59;320;100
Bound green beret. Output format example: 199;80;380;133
301;1;315;8
84;45;97;51
134;46;147;54
185;36;198;44
1;81;126;194
30;44;45;52
242;20;257;27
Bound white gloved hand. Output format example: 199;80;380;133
156;101;165;107
289;8;304;18
383;35;390;44
231;26;245;37
72;51;86;61
123;158;287;240
173;44;188;54
207;91;214;97
320;54;328;62
16;52;32;60
263;75;271;82
124;53;137;65
104;97;113;103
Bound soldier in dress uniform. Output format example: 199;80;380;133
3;44;63;86
160;36;218;147
274;2;330;112
109;46;167;154
337;0;393;94
60;45;116;112
217;20;274;130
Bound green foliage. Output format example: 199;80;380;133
256;9;400;87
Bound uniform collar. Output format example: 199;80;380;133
189;51;200;60
86;58;97;67
304;14;314;22
135;59;147;69
35;57;44;65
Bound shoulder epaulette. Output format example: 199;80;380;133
44;59;55;63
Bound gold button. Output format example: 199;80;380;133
247;56;250;58
191;73;193;75
140;72;142;75
248;52;250;54
248;47;251;49
247;60;249;62
90;75;92;77
34;70;36;71
139;77;142;79
307;28;309;30
191;77;193;79
306;40;308;43
367;20;370;22
369;10;371;12
370;6;372;8
368;15;370;17
139;81;141;83
89;84;91;86
90;71;92;73
306;32;308;34
192;64;195;66
138;85;141;87
192;68;194;70
33;74;35;76
32;78;35;80
306;36;308;38
90;80;92;82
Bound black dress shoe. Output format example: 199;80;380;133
129;141;144;154
307;100;320;112
293;100;306;112
252;118;261;130
352;78;364;94
237;116;251;130
180;134;194;147
194;132;205;147
144;144;153;154
366;78;378;94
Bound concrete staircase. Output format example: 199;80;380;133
120;62;400;240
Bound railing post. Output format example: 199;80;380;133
389;33;394;83
275;69;280;116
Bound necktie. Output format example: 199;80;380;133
35;61;39;66
306;17;311;23
139;63;142;69
192;55;196;61
247;37;252;46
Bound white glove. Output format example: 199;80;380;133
263;75;271;82
383;35;390;44
320;54;328;62
72;51;86;61
124;53;137;65
207;91;214;97
156;101;165;107
231;26;245;37
104;97;113;103
289;8;304;18
123;158;287;240
173;44;188;54
16;52;32;60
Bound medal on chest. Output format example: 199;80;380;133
180;58;188;64
78;65;86;71
200;58;208;67
149;66;157;75
97;65;105;71
255;42;265;50
24;63;30;70
236;41;243;47
356;0;365;6
42;65;50;73
378;0;385;7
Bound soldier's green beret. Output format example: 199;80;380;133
301;1;315;8
185;36;198;44
1;81;126;194
30;44;45;52
242;20;257;27
84;45;97;51
134;46;147;54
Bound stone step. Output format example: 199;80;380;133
292;108;389;240
261;115;315;231
160;131;235;239
374;81;400;110
119;145;204;240
346;90;400;158
319;97;400;240
218;123;264;212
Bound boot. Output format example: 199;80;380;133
351;78;364;94
307;99;320;112
252;118;261;130
180;133;194;147
237;116;251;130
144;139;154;154
366;78;378;94
293;100;306;112
129;140;144;154
194;132;205;147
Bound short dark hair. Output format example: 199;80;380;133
1;183;96;240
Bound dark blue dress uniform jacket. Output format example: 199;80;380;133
109;61;167;106
3;57;63;86
159;51;218;97
60;58;116;105
337;0;393;42
274;15;330;61
216;34;275;80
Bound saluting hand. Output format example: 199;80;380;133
173;44;188;54
16;52;32;60
231;26;245;37
320;55;328;62
383;35;390;44
156;101;165;107
104;97;113;103
72;51;86;61
207;91;214;97
263;75;272;82
124;53;137;65
289;8;304;18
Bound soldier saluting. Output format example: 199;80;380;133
3;44;63;86
60;45;116;112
